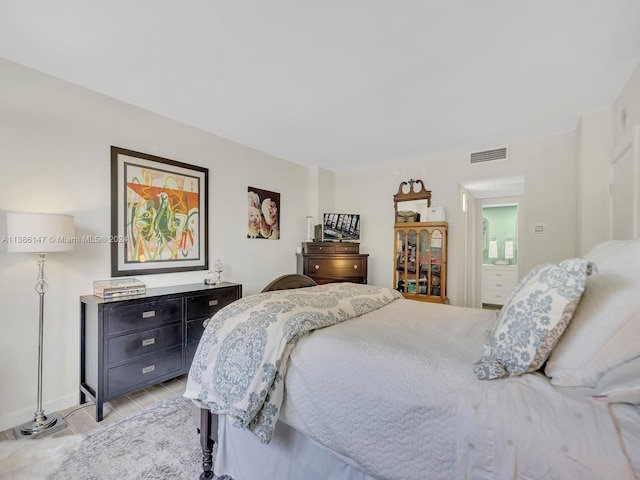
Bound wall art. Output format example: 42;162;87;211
111;146;208;276
248;186;280;239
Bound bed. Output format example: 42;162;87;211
185;240;640;480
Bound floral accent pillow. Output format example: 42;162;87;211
474;258;595;380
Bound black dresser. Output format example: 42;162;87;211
79;282;242;421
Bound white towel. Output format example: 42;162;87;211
504;240;514;260
488;240;498;259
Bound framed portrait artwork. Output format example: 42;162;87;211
248;187;280;239
111;146;209;276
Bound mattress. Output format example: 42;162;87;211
201;296;638;479
279;299;637;479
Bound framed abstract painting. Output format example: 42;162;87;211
111;146;209;276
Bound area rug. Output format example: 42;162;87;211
0;435;83;480
50;394;227;480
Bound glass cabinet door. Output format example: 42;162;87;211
406;230;417;293
430;229;443;296
395;230;406;292
394;225;447;302
417;229;429;295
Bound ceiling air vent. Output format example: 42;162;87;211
470;147;508;165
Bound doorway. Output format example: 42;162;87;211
459;176;525;308
479;201;520;308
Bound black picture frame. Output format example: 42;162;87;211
110;146;208;276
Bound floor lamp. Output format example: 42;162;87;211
6;212;75;439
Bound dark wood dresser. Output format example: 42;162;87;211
296;242;368;284
79;282;241;421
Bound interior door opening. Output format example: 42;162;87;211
480;203;519;309
459;175;525;308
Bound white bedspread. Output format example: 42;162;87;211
279;299;637;480
184;283;401;443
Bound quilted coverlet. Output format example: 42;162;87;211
184;282;402;443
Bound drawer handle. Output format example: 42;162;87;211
142;365;155;374
495;284;502;287
353;264;358;269
314;264;320;270
209;299;218;306
142;337;156;347
142;310;156;318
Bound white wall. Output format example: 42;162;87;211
335;131;578;305
576;108;613;255
0;59;311;430
307;167;335;227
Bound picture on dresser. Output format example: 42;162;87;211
110;146;209;276
248;187;280;239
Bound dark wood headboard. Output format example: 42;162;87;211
261;274;318;292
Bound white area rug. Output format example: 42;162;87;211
50;395;206;480
0;435;83;480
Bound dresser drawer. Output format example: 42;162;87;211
306;256;366;276
106;299;183;335
333;243;360;253
305;243;336;254
483;278;516;291
185;343;198;368
186;317;209;345
186;288;238;320
107;323;182;364
482;289;513;305
107;347;182;396
483;268;517;284
304;242;360;254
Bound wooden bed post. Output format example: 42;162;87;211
199;408;215;480
196;274;318;479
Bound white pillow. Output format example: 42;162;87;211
545;240;640;387
475;258;593;380
590;356;640;404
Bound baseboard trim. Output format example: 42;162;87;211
0;393;79;433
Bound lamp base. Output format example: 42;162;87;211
13;411;66;439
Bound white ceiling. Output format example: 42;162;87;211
1;1;639;171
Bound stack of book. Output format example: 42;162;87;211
93;277;146;299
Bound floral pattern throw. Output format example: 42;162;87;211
184;283;402;443
474;258;596;380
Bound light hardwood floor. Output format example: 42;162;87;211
0;374;188;441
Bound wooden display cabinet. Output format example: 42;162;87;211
393;179;449;303
394;223;448;303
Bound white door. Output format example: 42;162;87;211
611;125;640;240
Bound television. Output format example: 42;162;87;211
322;213;360;242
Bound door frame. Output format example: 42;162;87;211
459;176;525;308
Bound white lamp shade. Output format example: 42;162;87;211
6;212;75;253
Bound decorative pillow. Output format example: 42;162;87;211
590;356;640;404
475;258;594;380
545;240;640;387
